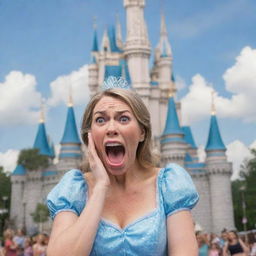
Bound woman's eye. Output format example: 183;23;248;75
95;117;105;124
120;116;130;123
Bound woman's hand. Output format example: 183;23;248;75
88;132;110;188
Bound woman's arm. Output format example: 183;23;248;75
167;210;198;256
239;238;250;254
47;133;110;256
222;242;229;256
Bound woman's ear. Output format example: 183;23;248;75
140;128;145;142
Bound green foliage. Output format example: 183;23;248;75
17;148;49;170
0;166;11;235
0;166;11;209
31;203;49;223
232;149;256;231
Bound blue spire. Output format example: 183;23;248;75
205;114;226;151
171;72;175;82
182;126;197;149
33;122;52;157
107;26;122;53
92;29;99;52
60;106;81;144
163;96;184;136
12;164;26;176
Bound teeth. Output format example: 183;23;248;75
105;142;122;147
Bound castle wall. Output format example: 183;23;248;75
10;177;25;229
191;173;212;232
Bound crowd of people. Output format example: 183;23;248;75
197;229;256;256
1;227;256;255
0;228;48;256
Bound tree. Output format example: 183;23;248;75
232;149;256;231
17;148;49;170
0;166;11;236
31;203;49;232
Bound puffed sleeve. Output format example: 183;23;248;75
47;169;87;219
161;163;199;217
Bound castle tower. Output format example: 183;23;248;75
33;103;53;158
123;0;151;100
182;126;198;162
58;89;82;172
116;13;123;49
160;95;187;166
205;93;234;233
155;15;174;93
10;165;26;229
88;24;99;97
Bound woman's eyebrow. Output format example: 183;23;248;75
93;110;131;116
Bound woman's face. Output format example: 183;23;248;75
91;96;145;175
228;232;237;241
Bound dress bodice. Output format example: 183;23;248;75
47;163;199;256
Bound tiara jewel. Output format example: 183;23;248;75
102;76;131;90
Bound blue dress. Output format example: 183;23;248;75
47;163;199;256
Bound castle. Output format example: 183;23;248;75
10;0;234;234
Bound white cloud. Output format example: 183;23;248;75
181;46;256;124
226;140;251;180
249;140;256;150
47;65;89;106
0;149;20;174
0;71;41;125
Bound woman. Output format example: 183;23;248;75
196;232;209;256
32;234;47;256
223;230;249;256
47;86;199;255
3;229;18;256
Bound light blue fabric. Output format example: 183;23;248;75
47;163;199;256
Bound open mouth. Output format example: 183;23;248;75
105;142;125;166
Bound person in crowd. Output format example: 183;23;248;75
208;242;221;256
46;79;199;256
219;229;229;250
223;230;249;256
13;229;25;256
23;237;33;256
32;233;47;256
3;229;18;256
196;232;209;256
248;232;256;256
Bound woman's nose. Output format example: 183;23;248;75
106;121;118;136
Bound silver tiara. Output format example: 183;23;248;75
102;76;131;90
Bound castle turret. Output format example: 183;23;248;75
88;24;99;96
182;126;198;162
156;15;174;93
10;165;26;229
124;0;151;93
33;104;53;158
116;13;123;49
160;95;187;166
58;90;82;172
205;92;234;233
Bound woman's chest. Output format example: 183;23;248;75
91;207;167;256
102;184;156;229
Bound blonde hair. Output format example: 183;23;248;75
80;88;157;171
3;229;14;240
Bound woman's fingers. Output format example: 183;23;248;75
87;132;110;186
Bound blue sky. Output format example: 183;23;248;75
0;0;256;178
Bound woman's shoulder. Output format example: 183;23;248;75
159;163;199;216
46;169;88;219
